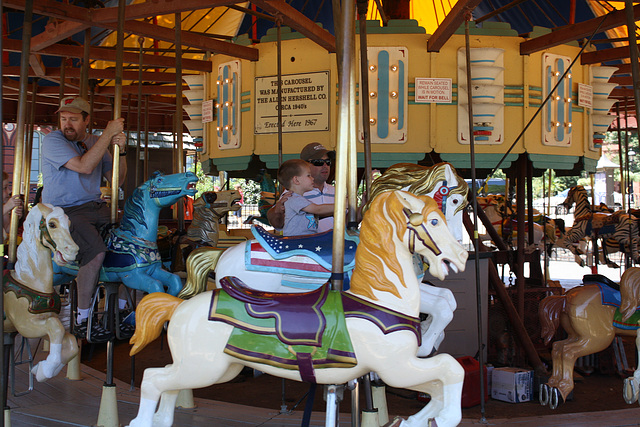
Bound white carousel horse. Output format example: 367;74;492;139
180;162;469;357
476;194;556;252
4;203;79;382
126;191;468;427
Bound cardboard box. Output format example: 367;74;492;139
490;367;533;403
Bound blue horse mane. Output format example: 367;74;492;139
119;180;151;232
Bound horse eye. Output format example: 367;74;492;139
49;222;56;229
430;219;438;226
452;199;459;205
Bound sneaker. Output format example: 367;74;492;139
118;311;136;340
73;319;114;343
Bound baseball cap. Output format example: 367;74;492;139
56;96;91;115
300;142;335;161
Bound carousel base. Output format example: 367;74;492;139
6;348;640;426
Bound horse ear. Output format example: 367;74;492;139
444;163;456;184
38;203;53;218
394;191;424;216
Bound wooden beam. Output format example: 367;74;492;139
520;4;640;55
92;0;243;23
29;54;46;77
427;0;482;52
5;0;258;58
3;37;212;72
252;0;336;52
610;87;636;98
581;43;640;65
100;19;259;61
31;20;89;51
610;75;634;86
612;63;633;75
96;84;188;96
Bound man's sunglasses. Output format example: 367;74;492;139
309;159;331;166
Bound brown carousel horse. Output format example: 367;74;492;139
4;203;79;382
539;267;640;408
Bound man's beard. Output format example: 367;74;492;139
63;128;80;141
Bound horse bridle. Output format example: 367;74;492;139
402;207;441;256
39;217;57;250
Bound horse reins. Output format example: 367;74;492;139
39;217;57;250
403;207;442;256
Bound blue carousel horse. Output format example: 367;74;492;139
53;171;198;296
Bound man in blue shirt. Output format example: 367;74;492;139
41;96;127;336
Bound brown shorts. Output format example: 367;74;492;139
63;201;111;266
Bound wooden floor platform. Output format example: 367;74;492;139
6;346;640;427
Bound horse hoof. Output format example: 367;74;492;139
623;377;638;404
539;384;549;406
549;387;562;410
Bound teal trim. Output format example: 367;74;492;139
529;86;543;92
504;94;523;98
528;153;580;170
241;91;251;97
241;99;251;104
505;102;524;107
440;153;518;169
583;157;598;173
357;19;426;34
408;83;415;88
571;106;584;113
356;153;425;168
211;155;253;172
399;60;405;130
505;85;524;90
377;50;390;139
241;107;251;112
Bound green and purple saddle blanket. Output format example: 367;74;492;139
209;276;421;383
587;274;640;330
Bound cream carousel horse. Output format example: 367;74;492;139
126;191;468;427
539;267;640;408
4;203;79;382
180;162;468;357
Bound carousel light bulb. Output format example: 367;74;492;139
224;101;231;107
224;125;230;130
370;91;377;99
390;117;397;124
555;122;561;127
370;118;377;125
554;71;560;77
566;122;572;128
369;65;377;72
215;103;220;108
216;126;221;131
555;96;561;101
216;80;221;85
224;78;230;84
566;97;572;103
390;91;398;99
390;65;398;72
567;73;572;79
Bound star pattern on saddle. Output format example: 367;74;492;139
251;225;358;271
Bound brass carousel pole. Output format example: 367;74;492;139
80;28;91;99
144;95;149;181
624;0;640;121
357;0;373;198
332;0;355;293
175;13;185;232
21;79;38;214
136;37;145;187
9;0;33;264
616;102;626;211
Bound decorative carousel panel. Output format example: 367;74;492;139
542;53;573;146
457;47;505;145
589;65;619;151
216;60;242;150
362;46;409;144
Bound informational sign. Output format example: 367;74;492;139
202;100;213;123
414;78;452;104
255;71;330;134
578;83;593;109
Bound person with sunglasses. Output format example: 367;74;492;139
267;142;335;232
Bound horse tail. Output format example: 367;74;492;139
129;293;182;356
178;247;226;299
539;294;566;345
620;267;640;321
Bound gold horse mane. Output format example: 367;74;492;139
362;163;468;214
350;191;439;301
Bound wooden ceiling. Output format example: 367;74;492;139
2;0;640;132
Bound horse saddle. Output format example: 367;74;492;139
210;276;357;383
584;274;640;330
246;225;359;288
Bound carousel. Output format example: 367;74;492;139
2;0;640;426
